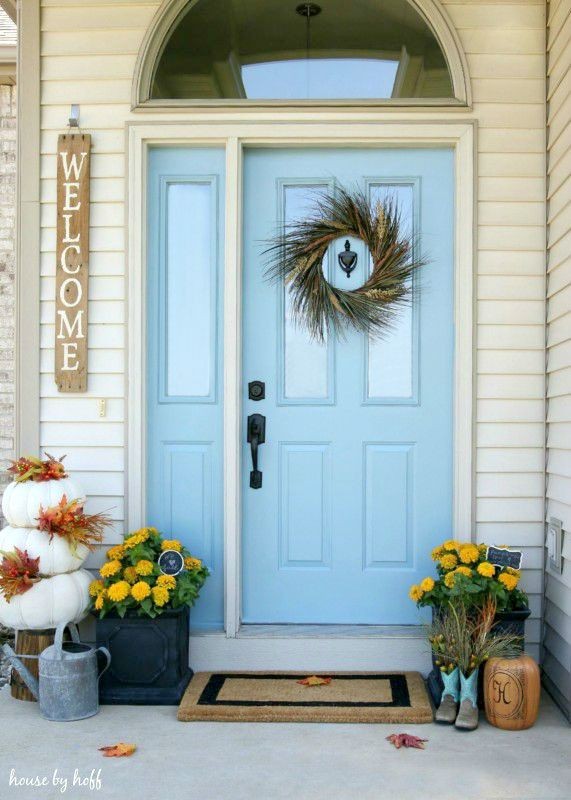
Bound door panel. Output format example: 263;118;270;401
147;147;225;630
242;147;454;624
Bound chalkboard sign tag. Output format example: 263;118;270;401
487;546;522;570
158;549;184;576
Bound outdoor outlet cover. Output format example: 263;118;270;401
547;518;563;574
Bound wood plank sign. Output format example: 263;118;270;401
55;133;91;392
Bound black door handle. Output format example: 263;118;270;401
247;413;266;489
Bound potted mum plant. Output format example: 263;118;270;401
91;526;209;705
409;539;530;704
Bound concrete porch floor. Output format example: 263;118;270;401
0;687;569;800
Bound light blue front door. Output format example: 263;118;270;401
242;148;454;624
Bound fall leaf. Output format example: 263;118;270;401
99;743;137;758
7;454;67;483
297;675;332;687
37;495;110;551
0;548;41;602
386;733;428;750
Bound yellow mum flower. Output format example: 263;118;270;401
161;539;182;552
444;572;456;589
131;581;151;602
458;544;480;564
499;573;518;591
420;577;435;592
443;539;459;552
409;585;423;602
123;528;150;549
94;594;105;611
477;562;495;578
89;579;105;597
455;566;472;578
431;546;444;561
152;586;170;607
157;574;176;590
106;545;125;561
439;553;458;571
135;559;154;576
107;581;131;602
184;556;202;570
506;567;521;577
100;559;122;578
478;544;488;556
123;533;143;549
123;566;138;584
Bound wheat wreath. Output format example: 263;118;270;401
264;185;425;342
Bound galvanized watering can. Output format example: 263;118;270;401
2;622;111;721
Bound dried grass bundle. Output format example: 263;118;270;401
428;598;522;676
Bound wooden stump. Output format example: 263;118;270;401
10;629;56;702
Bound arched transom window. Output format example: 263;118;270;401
151;0;456;101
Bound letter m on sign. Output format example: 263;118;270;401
55;134;91;392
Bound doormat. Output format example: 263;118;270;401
177;672;433;723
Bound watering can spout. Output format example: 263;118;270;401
2;644;39;699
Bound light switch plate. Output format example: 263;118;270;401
547;517;563;574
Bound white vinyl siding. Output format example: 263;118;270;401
450;0;547;662
545;0;571;718
38;0;546;658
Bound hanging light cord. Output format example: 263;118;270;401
296;4;322;98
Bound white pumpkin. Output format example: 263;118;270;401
0;526;89;575
0;569;92;630
1;478;86;529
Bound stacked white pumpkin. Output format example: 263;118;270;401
0;472;92;630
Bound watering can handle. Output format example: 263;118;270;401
95;647;111;681
53;621;81;659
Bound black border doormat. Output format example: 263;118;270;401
178;672;433;723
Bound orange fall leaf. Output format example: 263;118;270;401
99;743;137;758
297;675;332;687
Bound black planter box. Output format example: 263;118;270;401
96;606;192;705
427;606;531;707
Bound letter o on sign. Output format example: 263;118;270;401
60;277;83;308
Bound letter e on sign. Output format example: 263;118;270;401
55;134;90;392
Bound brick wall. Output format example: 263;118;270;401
0;83;16;524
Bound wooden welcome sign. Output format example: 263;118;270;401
55;133;91;392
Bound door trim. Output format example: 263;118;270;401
127;117;476;638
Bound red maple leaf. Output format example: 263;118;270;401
386;733;428;750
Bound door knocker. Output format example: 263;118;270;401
338;239;358;278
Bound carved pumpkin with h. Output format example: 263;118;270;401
484;655;540;730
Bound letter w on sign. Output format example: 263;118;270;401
55;134;91;392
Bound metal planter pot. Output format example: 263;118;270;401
96;606;192;705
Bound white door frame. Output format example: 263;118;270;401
127;115;476;641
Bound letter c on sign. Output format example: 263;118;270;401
60;277;82;308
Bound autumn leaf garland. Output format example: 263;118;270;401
0;548;41;602
37;495;111;553
7;454;68;483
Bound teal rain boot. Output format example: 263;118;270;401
455;668;479;731
435;666;460;724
